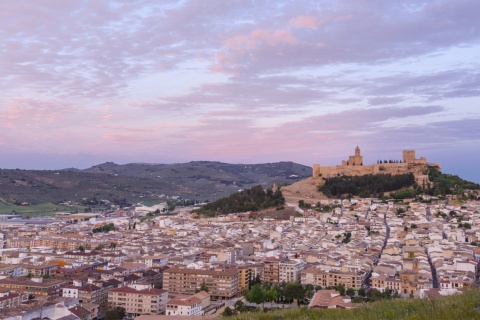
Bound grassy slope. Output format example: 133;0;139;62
223;288;480;320
0;202;87;216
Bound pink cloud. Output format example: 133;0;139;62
225;29;298;50
288;15;319;29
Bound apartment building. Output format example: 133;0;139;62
24;263;60;277
301;268;362;289
108;286;168;318
263;257;280;284
163;267;239;300
279;260;304;283
0;290;28;309
0;277;65;297
238;266;252;291
166;296;203;316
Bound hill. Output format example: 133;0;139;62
194;184;285;216
0;161;311;208
220;288;480;320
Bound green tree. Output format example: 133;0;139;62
264;287;278;303
335;283;346;296
346;287;355;297
246;284;265;306
358;287;366;297
273;284;283;303
221;306;234;317
103;307;126;320
304;284;315;299
196;281;209;293
284;282;305;305
234;300;245;313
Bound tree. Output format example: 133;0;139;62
221;306;234;317
103;307;126;320
358;287;366;297
335;283;346;296
264;287;278;303
346;288;355;297
304;284;315;299
273;284;283;303
284;282;305;305
245;284;264;306
234;300;245;313
196;281;209;293
77;244;85;252
109;242;117;249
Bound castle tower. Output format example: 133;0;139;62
403;150;416;164
348;146;363;166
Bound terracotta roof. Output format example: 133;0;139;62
167;296;201;306
309;290;355;309
110;287;167;295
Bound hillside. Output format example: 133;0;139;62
220;288;480;320
0;162;311;207
194;184;285;216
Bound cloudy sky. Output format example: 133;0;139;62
1;0;479;182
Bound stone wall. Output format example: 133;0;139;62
312;148;440;184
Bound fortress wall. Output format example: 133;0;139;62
313;163;416;179
312;148;440;183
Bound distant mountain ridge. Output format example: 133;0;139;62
0;161;311;205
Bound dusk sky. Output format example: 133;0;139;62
1;0;480;183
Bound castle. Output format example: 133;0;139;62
313;147;439;183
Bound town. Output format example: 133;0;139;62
0;190;479;319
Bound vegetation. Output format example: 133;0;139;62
0;202;87;216
318;166;479;200
319;173;415;198
196;281;209;293
103;306;126;320
92;223;115;233
220;287;480;320
193;185;285;216
424;165;480;197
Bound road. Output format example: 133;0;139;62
364;205;390;287
425;206;440;288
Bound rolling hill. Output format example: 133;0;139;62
0;161;311;207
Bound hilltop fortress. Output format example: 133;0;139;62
313;147;440;184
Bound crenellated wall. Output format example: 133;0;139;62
313;148;440;184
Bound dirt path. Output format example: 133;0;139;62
281;177;328;205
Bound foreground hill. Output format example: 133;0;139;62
221;288;480;320
0;161;311;206
194;184;285;216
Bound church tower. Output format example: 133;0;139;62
348;146;363;166
355;146;360;157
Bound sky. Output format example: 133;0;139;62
1;0;480;183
